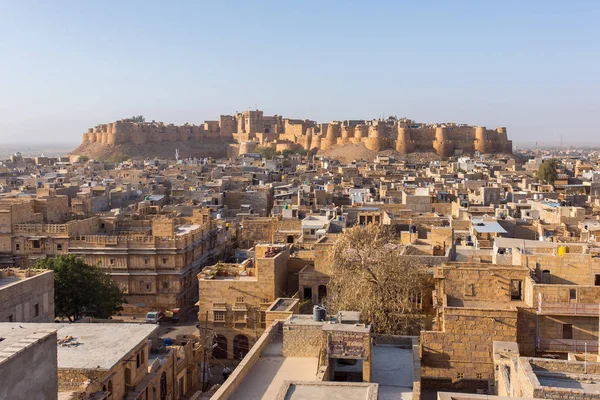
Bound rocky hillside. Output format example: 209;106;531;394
70;140;230;162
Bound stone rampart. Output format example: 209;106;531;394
78;112;512;157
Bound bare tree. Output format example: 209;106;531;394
326;224;432;335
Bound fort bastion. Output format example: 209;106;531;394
80;110;512;157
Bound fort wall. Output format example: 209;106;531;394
78;112;512;157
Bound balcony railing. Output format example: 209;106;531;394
537;300;600;316
537;338;598;353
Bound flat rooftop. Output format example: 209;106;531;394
176;224;201;235
229;332;319;400
0;324;56;356
0;276;22;289
0;269;51;290
372;345;414;400
0;323;157;370
280;381;378;400
536;372;600;392
269;298;297;312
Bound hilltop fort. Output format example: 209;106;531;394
72;110;512;160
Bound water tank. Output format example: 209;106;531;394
163;337;173;347
313;305;326;322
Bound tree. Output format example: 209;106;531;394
326;224;433;335
255;146;277;160
36;255;126;321
129;115;145;123
537;158;558;184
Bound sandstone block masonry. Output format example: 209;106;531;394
78;111;512;157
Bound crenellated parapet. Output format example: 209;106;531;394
79;111;512;156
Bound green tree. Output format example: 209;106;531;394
36;255;126;321
129;115;145;123
538;158;558;184
255;146;277;160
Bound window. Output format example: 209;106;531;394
125;367;131;386
510;280;522;300
260;311;266;329
109;258;114;265
464;283;475;297
310;229;315;235
32;240;40;249
162;258;167;264
56;244;62;251
140;349;145;365
457;372;464;380
136;353;140;368
563;324;573;339
236;296;244;303
214;311;225;322
144;258;149;265
569;289;577;300
595;275;600;286
146;283;150;290
476;373;484;379
542;270;551;284
34;303;39;317
15;244;20;251
262;298;269;304
162;282;169;289
100;223;105;229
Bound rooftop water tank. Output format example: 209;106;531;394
313;305;326;322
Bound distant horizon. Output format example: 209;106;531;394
1;1;599;145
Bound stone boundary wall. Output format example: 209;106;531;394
282;322;323;358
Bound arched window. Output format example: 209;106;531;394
212;335;228;359
233;335;249;360
318;285;327;303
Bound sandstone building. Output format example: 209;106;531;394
76;110;512;159
197;244;290;360
0;268;54;323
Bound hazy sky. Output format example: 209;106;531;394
1;1;599;145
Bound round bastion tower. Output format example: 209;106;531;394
364;124;383;151
303;128;313;151
496;127;512;153
396;126;413;154
434;127;453;157
354;125;368;143
474;126;491;153
322;124;340;151
310;134;322;151
340;126;354;145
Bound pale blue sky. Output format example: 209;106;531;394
0;1;598;145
